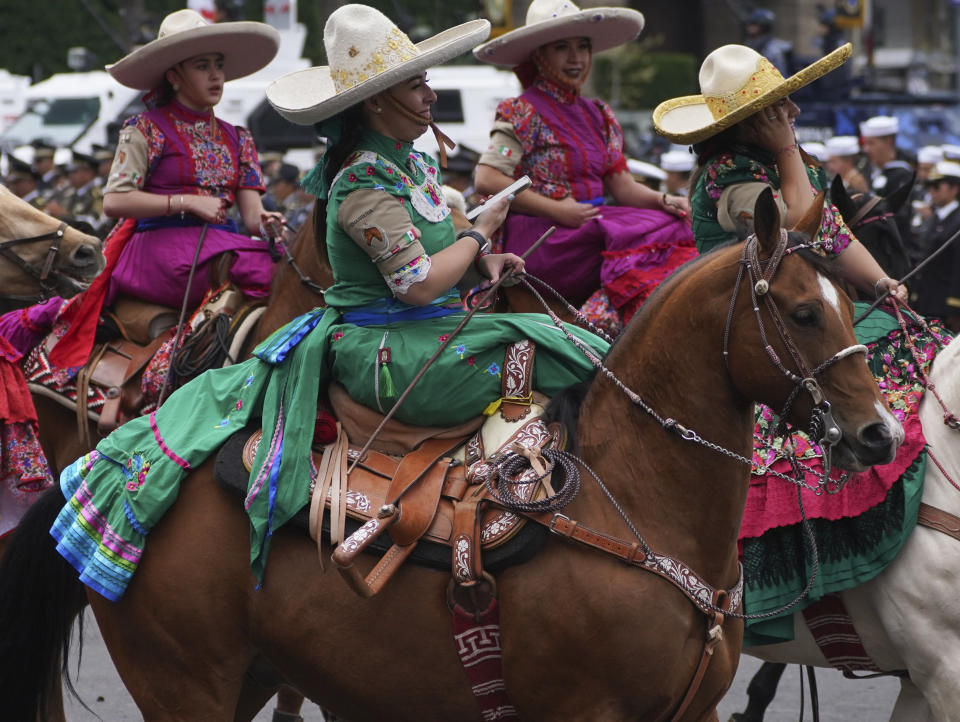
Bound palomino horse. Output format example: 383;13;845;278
741;333;960;722
29;210;331;478
0;189;902;721
0;184;104;301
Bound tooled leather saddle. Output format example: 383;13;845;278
215;339;559;596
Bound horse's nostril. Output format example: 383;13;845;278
860;421;893;451
70;244;99;268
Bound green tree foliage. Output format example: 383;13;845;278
0;0;183;80
591;35;698;110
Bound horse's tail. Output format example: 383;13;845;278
0;486;88;720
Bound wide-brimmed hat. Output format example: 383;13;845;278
927;160;960;184
824;135;860;158
859;115;898;138
107;9;279;91
653;42;852;145
267;5;490;126
473;0;644;69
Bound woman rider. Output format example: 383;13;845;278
472;0;696;327
653;43;951;712
0;9;285;375
49;4;609;602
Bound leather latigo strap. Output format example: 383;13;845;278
916;502;960;543
499;339;535;422
526;512;744;618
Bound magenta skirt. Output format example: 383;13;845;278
500;206;695;310
106;225;275;309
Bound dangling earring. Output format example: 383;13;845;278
373;105;382;113
173;83;180;92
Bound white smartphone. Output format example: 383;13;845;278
465;175;532;220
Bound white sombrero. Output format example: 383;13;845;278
107;9;279;91
653;43;852;145
473;0;644;68
267;5;490;126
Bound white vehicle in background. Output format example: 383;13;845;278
0;70;139;154
0;69;30;136
413;64;522;163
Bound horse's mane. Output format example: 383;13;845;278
543;248;721;442
545;229;831;443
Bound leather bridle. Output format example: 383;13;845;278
0;220;69;301
722;229;868;475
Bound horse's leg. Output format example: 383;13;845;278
890;677;934;722
727;662;787;722
32;393;97;477
86;459;257;720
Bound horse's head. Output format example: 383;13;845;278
0;184;105;300
830;173;913;282
725;188;903;471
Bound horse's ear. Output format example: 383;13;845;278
792;191;825;242
882;173;916;213
753;187;781;253
830;173;855;220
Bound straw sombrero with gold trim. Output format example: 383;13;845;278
267;5;490;126
107;9;279;91
653;43;852;145
473;0;644;69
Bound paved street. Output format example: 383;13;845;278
63;609;900;721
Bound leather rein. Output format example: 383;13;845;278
0;221;69;301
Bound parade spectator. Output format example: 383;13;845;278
58;151;106;236
825;135;869;192
910;145;944;230
0;9;284;372
653;42;906;304
860;115;915;251
441;145;481;208
30;141;59;195
266;162;312;232
4;157;45;209
910;160;960;330
91;144;115;187
659;149;694;196
259;150;284;184
742;8;793;75
473;0;695;324
626;158;667;191
860;116;914;194
802;141;827;164
916;145;944;184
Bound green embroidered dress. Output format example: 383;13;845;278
51;130;609;600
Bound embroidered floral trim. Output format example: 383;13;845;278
332;150;450;222
385;254;431;295
214;372;257;429
124;453;151;492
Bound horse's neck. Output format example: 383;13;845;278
574;273;754;582
249;241;331;348
921;336;960;511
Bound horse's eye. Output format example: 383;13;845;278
791;307;819;327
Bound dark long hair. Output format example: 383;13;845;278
310;103;367;266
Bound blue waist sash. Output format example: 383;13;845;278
341;296;463;326
135;216;239;233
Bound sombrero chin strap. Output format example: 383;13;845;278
383;93;455;168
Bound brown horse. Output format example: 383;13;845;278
30;211;331;478
0;184;104;301
0;189;901;721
